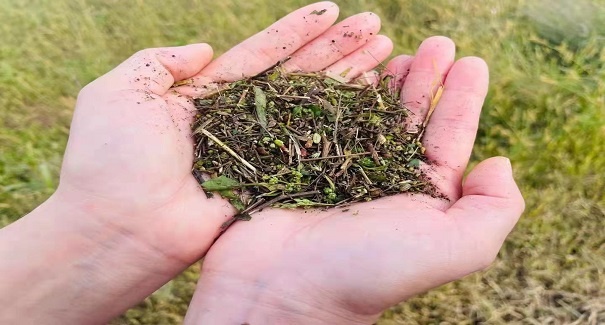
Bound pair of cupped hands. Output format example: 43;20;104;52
5;2;524;324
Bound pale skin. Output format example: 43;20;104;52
0;2;524;324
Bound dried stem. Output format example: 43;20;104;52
300;152;371;162
199;128;257;173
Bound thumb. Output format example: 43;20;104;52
447;156;525;269
90;43;214;95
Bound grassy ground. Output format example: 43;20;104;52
1;0;604;323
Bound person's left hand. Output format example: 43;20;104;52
1;2;393;323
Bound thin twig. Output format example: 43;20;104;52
239;198;267;215
367;143;380;165
417;85;443;140
321;132;332;158
248;190;321;215
355;164;373;185
284;124;303;136
199;128;257;173
276;94;311;100
418;60;445;140
300;152;371;162
333;93;342;156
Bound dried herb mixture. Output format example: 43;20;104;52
191;66;440;221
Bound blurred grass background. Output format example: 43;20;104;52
1;0;604;323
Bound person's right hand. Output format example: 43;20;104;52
184;36;525;324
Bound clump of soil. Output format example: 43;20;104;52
191;66;440;223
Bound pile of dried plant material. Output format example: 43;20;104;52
191;66;440;221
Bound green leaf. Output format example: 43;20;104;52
254;86;268;129
217;189;246;212
218;189;237;200
308;104;323;117
201;176;240;191
292;105;303;116
407;158;421;168
268;69;280;81
230;198;246;212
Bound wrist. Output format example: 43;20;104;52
185;271;377;325
0;192;189;324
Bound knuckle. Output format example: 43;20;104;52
134;48;154;58
477;252;498;271
476;244;501;271
77;82;97;100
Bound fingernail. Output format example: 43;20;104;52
503;157;513;176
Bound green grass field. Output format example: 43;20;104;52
1;0;604;323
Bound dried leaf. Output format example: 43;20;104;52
310;9;327;15
319;98;337;122
276;198;326;208
312;133;322;144
339;67;352;78
236;213;252;221
254;86;268;129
